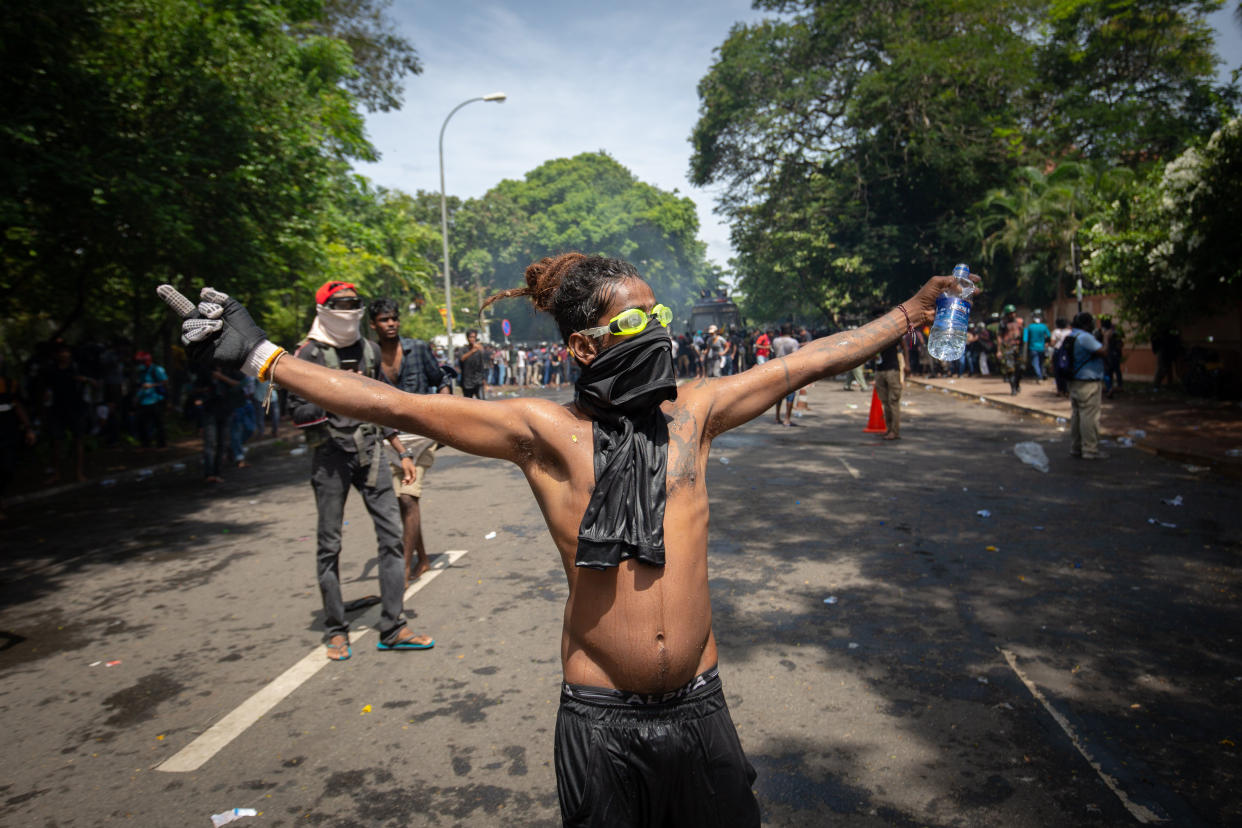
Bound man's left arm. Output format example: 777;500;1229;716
694;274;975;437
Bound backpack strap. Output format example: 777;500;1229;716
360;339;380;378
1068;332;1089;380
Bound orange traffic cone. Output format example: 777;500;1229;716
863;387;887;433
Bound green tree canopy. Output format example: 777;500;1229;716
690;0;1236;323
0;0;420;358
691;0;1038;323
449;152;715;342
1030;0;1228;162
262;178;442;347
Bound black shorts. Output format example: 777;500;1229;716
554;666;759;827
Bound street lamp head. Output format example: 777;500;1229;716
482;92;507;102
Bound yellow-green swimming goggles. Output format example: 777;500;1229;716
578;304;673;339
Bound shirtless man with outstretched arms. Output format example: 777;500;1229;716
161;254;973;828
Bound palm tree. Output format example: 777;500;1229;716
976;161;1132;307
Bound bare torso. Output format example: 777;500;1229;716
259;273;956;694
519;390;716;694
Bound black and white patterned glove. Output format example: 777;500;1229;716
157;285;283;378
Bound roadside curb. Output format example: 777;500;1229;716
909;379;1068;427
907;378;1242;480
5;434;302;508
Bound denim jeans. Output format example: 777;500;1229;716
202;412;232;477
230;401;256;461
136;402;166;448
1029;350;1045;381
310;442;407;644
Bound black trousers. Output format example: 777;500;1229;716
310;443;407;644
555;669;760;827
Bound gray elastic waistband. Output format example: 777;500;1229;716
561;666;720;707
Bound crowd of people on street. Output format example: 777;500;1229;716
0;296;1156;517
0;333;288;511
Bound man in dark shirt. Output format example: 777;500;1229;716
0;355;36;520
458;329;489;399
189;363;242;483
45;342;93;483
369;298;450;584
874;342;906;440
288;281;433;661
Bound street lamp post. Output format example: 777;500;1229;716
439;92;506;346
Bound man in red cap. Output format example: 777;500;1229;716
287;281;434;661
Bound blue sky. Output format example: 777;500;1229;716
354;1;1242;272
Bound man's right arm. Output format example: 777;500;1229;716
270;356;546;463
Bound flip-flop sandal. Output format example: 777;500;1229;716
326;636;351;661
377;635;435;651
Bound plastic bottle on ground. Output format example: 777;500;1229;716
927;264;974;361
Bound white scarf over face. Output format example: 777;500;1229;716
307;306;365;348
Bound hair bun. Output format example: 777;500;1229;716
524;253;585;313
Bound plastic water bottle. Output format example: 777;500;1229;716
927;264;975;361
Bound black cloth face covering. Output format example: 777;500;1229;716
572;323;678;569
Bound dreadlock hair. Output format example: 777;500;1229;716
482;253;641;343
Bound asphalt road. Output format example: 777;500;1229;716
1;381;1239;827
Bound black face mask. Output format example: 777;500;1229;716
573;323;677;421
571;323;678;570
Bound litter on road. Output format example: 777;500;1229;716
1013;441;1050;473
1148;518;1178;529
484;531;497;539
977;509;992;518
211;809;258;827
1162;495;1184;506
823;596;838;605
